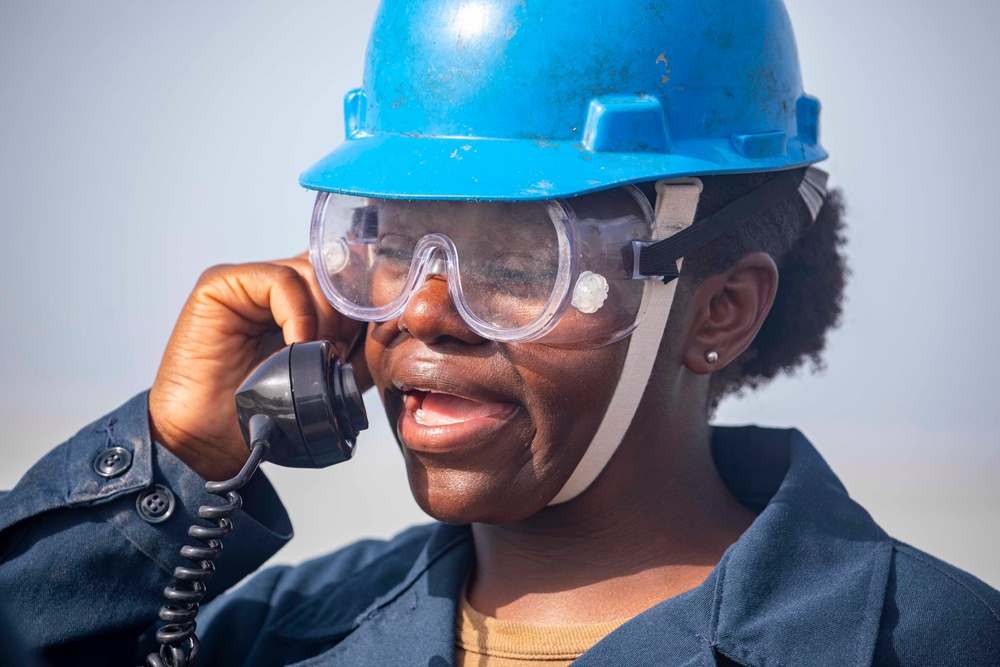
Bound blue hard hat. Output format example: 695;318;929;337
299;0;826;201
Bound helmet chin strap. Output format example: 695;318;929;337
549;179;703;505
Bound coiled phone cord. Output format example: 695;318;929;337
144;439;270;667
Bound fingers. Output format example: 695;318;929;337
271;255;364;359
194;262;320;345
193;256;366;360
271;255;372;391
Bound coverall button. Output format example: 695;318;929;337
136;485;176;524
93;446;133;478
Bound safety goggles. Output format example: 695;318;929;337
308;168;828;347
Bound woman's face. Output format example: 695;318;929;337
366;280;629;524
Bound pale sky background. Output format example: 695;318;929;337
0;0;997;589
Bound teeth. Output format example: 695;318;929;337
414;408;429;426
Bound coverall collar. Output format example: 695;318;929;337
281;427;894;666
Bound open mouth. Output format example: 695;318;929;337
397;388;519;453
405;390;514;426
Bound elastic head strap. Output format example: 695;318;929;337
632;167;828;282
548;180;702;505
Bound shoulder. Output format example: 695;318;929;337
875;540;1000;666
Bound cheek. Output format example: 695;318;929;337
513;342;627;475
431;341;627;524
365;319;401;384
370;263;409;308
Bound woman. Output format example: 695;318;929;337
2;1;998;665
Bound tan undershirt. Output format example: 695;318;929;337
455;589;628;666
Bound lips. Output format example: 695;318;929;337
394;385;519;453
382;350;530;454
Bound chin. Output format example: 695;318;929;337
404;460;553;525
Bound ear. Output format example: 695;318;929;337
682;252;779;374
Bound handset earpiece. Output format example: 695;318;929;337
234;340;369;468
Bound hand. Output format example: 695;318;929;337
149;256;370;481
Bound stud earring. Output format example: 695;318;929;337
705;351;719;364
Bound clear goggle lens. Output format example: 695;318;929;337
309;186;660;347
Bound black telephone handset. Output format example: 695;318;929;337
144;341;368;667
235;340;368;469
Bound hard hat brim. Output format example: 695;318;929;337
299;134;827;201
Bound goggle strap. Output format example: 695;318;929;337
799;166;830;222
634;167;826;282
549;181;702;505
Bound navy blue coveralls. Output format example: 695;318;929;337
1;392;998;666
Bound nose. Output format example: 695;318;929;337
397;275;486;345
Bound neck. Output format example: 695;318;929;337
467;373;755;624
